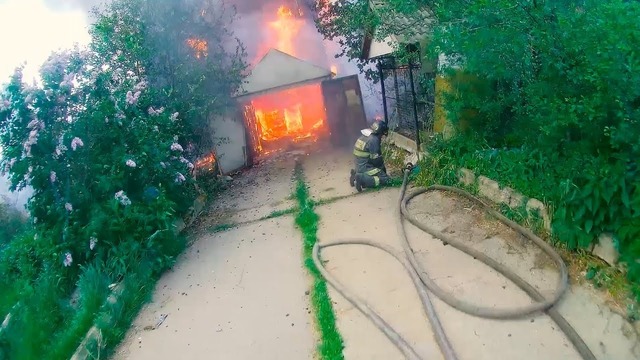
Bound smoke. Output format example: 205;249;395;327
41;0;110;14
228;0;382;120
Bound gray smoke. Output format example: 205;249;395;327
41;0;110;13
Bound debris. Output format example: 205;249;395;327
155;313;168;329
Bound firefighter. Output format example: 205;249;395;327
349;119;390;192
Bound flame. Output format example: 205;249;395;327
186;38;208;59
255;5;303;63
249;83;328;152
195;152;216;171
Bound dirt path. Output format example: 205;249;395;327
113;156;315;360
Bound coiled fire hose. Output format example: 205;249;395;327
312;163;596;360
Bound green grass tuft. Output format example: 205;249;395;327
292;162;345;360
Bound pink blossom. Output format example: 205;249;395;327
55;144;68;157
126;159;137;168
50;171;57;183
134;80;147;92
71;137;84;151
175;172;186;184
63;252;73;267
170;143;184;152
148;107;165;116
126;90;141;105
27;120;38;129
180;156;194;169
65;203;73;212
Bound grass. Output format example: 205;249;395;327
410;144;640;322
292;162;345;360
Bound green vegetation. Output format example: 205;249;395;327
0;0;245;358
318;0;640;306
292;162;345;360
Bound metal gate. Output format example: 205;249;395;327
377;56;435;150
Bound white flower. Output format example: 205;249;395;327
175;172;186;184
50;171;57;183
160;162;167;168
126;159;137;168
89;237;98;250
114;190;132;206
65;203;73;212
63;252;73;267
170;143;184;152
170;112;179;121
71;137;84;151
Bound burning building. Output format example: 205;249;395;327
208;3;368;174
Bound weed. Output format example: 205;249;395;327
263;208;297;220
292;162;345;360
210;223;237;233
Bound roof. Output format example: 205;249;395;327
234;49;332;99
361;1;434;60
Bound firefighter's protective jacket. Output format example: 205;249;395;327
353;132;384;176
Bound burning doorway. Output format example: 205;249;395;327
244;82;329;156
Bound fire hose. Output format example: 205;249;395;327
312;163;596;360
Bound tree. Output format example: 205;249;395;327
91;0;248;160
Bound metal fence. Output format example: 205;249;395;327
377;56;435;148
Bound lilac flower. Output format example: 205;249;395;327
71;137;84;151
0;99;10;111
126;159;137;168
170;112;179;121
170;143;184;152
65;203;73;212
23;129;40;157
63;252;73;267
89;237;98;251
148;107;164;116
114;190;132;206
134;80;147;92
50;171;57;183
175;172;186;184
126;90;141;105
55;144;68;157
180;157;194;169
27;119;39;129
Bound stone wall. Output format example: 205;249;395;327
385;131;621;268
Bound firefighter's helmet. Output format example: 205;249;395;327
370;119;389;136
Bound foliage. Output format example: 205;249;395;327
0;0;245;358
292;163;345;360
90;0;247;158
319;0;640;302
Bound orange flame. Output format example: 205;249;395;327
250;83;327;150
255;5;303;62
186;38;208;59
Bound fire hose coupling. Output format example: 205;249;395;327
405;162;415;172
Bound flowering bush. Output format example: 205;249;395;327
0;46;195;277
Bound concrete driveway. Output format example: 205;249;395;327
114;145;640;360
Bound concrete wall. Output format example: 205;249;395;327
210;112;248;175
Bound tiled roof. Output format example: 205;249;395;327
370;0;434;43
